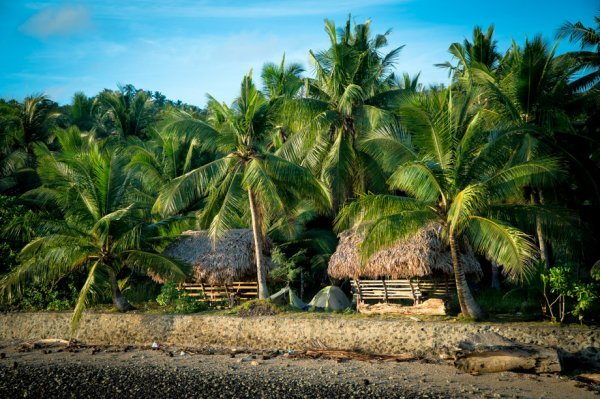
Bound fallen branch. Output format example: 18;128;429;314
291;349;416;362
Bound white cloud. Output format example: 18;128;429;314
19;5;91;39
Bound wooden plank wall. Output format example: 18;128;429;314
179;282;258;303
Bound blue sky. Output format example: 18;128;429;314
0;0;597;106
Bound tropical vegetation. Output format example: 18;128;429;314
0;14;599;325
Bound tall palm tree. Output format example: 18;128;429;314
154;73;331;298
280;17;405;211
336;89;562;319
0;128;189;331
479;36;582;267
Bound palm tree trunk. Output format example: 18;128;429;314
491;261;501;291
107;268;134;312
450;232;485;320
531;191;551;270
536;218;550;270
248;187;268;299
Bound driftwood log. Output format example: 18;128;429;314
288;349;416;362
578;373;600;385
453;333;561;374
357;298;446;315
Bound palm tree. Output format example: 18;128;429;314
69;92;95;132
557;15;600;92
260;55;305;149
557;16;600;174
95;85;154;139
0;95;60;194
127;121;214;199
0;128;189;331
392;72;423;92
261;55;304;101
336;89;562;319
18;94;60;152
154;73;331;298
479;36;582;267
438;25;501;85
280;17;405;211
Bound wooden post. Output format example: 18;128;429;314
382;278;389;303
200;281;206;300
409;279;419;305
355;278;363;306
224;283;230;304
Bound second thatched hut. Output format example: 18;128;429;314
328;224;482;304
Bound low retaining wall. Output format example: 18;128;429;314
1;312;598;366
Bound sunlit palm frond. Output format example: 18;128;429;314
71;261;99;334
388;161;444;203
466;216;536;282
334;194;425;232
154;157;233;216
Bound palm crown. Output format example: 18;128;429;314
280;17;405;211
0;127;189;331
335;89;562;319
155;72;331;298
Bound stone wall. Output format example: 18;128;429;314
1;312;598;367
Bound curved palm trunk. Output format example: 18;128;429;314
107;268;134;312
532;191;551;270
449;232;485;320
248;187;269;299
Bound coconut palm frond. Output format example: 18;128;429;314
359;210;438;264
388;162;444;203
334;194;425;232
466;216;536;282
70;261;100;334
123;250;190;281
154;157;233;216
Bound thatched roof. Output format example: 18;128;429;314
159;229;272;285
328;224;482;280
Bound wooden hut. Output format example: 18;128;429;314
157;229;272;304
327;224;482;305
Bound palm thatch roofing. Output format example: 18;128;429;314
328;224;482;280
159;229;272;285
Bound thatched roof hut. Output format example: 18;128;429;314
159;229;272;285
328;224;482;280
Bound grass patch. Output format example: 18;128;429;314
229;299;286;316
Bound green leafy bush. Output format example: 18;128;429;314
156;282;180;307
7;279;78;311
156;282;207;313
542;265;598;323
174;293;207;313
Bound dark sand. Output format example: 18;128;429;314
0;341;597;398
